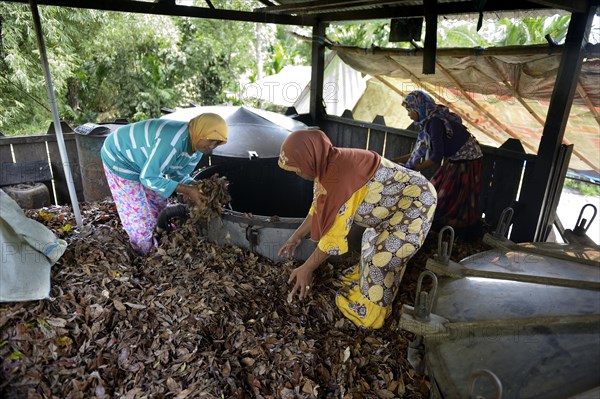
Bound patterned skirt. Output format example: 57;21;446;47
335;159;437;329
430;158;482;233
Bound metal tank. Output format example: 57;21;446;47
399;228;600;398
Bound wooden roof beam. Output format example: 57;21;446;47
4;0;316;25
527;0;591;13
255;0;406;14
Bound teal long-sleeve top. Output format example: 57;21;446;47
101;119;202;197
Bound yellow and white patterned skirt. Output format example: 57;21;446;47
336;158;437;329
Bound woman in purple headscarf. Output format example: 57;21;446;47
393;90;483;239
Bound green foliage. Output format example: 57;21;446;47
327;14;572;49
0;2;262;134
0;2;580;136
263;26;311;76
328;21;398;47
564;178;600;197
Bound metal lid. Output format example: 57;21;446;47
161;105;309;159
74;122;128;137
421;246;600;398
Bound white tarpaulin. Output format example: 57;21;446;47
243;53;367;117
0;190;67;302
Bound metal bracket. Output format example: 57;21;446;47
434;225;454;264
245;225;260;248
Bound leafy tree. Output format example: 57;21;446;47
0;3;101;134
262;25;311;77
0;1;583;136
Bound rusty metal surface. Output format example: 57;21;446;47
73;132;112;202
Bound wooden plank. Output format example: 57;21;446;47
320;118;342;147
0;141;13;163
47;138;84;204
11;141;55;204
478;153;496;217
383;131;413;160
483;139;526;230
0;160;52;186
340;124;359;149
349;125;368;150
11;141;48;163
367;130;385;155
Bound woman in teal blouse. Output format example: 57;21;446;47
101;113;228;254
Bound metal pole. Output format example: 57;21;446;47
29;0;82;227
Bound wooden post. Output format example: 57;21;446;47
309;22;327;124
423;0;437;74
512;6;596;242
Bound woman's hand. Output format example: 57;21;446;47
176;184;206;207
278;236;301;258
187;188;207;207
287;263;314;301
285;247;328;302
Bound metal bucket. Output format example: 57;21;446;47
73;122;125;202
195;160;316;262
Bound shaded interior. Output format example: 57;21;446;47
194;158;313;218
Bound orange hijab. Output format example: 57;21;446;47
278;130;381;241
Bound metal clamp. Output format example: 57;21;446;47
245;225;260;248
435;225;454;264
493;207;514;239
468;369;503;399
573;204;597;236
414;270;438;321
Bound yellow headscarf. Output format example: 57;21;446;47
188;113;228;150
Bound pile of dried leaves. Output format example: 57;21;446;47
188;174;231;224
1;200;491;398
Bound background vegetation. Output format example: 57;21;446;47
0;1;575;135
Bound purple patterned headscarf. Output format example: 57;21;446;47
402;90;462;168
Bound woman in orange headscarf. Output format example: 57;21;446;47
278;130;437;329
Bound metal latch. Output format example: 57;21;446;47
434;225;454;265
468;369;503;399
414;270;438;321
493;207;514;240
573;203;597;236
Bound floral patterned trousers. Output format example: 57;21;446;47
103;165;168;255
